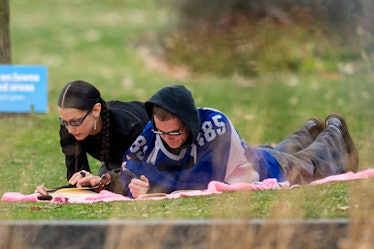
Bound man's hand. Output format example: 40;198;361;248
129;175;150;198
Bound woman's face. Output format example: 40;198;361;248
58;104;100;140
153;116;189;149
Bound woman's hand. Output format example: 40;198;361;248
69;170;101;188
76;174;101;188
35;170;101;196
68;170;91;185
35;185;47;195
129;175;150;198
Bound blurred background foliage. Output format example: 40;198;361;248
156;0;373;76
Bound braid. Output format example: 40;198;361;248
74;141;82;172
100;100;111;169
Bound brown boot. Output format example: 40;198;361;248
325;113;359;172
305;117;325;140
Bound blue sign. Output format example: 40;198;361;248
0;65;48;113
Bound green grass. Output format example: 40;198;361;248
1;0;374;220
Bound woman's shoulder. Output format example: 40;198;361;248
107;101;147;117
107;100;145;109
106;100;149;128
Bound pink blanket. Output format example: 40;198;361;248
2;169;374;203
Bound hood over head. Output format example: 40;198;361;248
145;85;200;139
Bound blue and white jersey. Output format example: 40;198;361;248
120;108;260;195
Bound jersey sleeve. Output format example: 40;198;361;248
121;159;212;197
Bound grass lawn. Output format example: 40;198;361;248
1;0;374;220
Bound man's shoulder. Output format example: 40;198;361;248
199;107;229;121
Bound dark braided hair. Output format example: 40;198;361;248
99;98;110;169
57;80;111;171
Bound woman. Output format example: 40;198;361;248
37;80;149;194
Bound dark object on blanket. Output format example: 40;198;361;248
37;195;53;201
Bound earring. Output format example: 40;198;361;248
94;118;97;130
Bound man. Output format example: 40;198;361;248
118;85;358;198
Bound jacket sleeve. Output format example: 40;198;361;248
59;126;90;180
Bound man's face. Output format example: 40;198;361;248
153;116;189;149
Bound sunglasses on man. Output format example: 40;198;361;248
151;125;185;136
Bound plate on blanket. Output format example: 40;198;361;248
38;187;99;201
51;188;99;198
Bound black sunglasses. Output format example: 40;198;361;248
59;108;93;127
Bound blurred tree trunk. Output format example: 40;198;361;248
0;0;11;64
